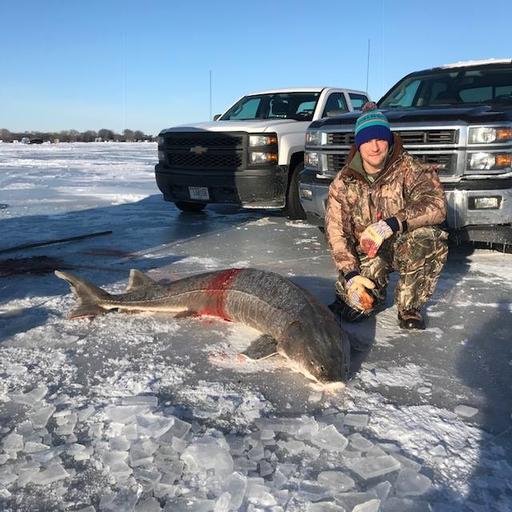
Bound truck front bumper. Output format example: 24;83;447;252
298;169;512;243
155;164;288;208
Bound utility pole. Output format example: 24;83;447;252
366;39;371;93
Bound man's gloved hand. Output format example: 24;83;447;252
360;220;394;258
345;275;376;311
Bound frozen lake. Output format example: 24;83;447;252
0;142;511;511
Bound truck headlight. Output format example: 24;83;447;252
468;152;512;170
469;127;512;144
304;151;319;170
158;150;166;164
249;134;278;146
250;152;278;164
306;130;322;145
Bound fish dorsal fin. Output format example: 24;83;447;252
126;269;160;292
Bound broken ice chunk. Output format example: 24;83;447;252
246;480;276;507
334;492;379;511
395;469;432;497
104;405;149;424
122;395;158;407
371;480;392;500
317;470;355;492
454;405;478;418
181;438;234;478
134;497;163;511
3;432;23;452
297;480;331;502
29;405;56;429
110;435;131;451
344;455;400;480
306;502;345;512
31;463;69;485
348;433;374;452
429;444;447;457
353;499;381;512
24;441;49;453
311;425;348;452
137;414;174;439
343;413;369;428
10;385;48;405
258;460;274;477
222;471;247;510
0;469;18;486
213;492;231;512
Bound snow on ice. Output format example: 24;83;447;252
0;142;512;511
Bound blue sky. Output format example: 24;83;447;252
1;0;510;135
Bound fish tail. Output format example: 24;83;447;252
55;270;112;319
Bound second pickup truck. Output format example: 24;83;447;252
155;87;368;219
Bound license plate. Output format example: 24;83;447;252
188;186;209;201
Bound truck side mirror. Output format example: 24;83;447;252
213;114;221;121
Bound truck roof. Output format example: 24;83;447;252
422;58;511;72
243;87;367;95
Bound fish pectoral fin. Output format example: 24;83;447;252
241;335;279;361
173;309;196;319
68;303;106;320
126;269;164;292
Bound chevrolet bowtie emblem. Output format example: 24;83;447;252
190;145;208;154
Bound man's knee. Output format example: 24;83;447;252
394;226;448;267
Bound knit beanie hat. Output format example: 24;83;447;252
355;102;393;149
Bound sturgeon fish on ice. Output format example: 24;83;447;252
55;268;351;384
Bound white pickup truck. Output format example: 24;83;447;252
155;87;368;219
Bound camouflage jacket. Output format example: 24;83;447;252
325;134;447;275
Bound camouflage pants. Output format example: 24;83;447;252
335;226;448;313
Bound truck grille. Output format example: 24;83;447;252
327;133;355;145
325;153;456;176
397;129;458;145
167;152;242;169
163;132;244;149
326;129;458;146
411;153;456;177
162;132;245;170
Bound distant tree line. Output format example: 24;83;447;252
0;128;155;143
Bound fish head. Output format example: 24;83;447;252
280;320;349;384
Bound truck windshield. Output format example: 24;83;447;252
220;92;321;121
379;66;512;108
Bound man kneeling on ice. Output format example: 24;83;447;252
326;102;448;329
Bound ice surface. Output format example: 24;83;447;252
343;413;369;428
344;455;401;480
31;463;69;485
454;405;479;418
317;471;355;492
134;498;162;512
352;499;381;512
311;425;348;452
395;469;432;497
181;438;234;478
100;489;139;512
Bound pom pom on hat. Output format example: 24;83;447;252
355;102;393;149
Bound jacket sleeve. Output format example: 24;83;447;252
325;173;360;275
395;157;447;230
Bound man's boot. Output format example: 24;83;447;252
398;309;425;330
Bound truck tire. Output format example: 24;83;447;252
285;163;307;220
174;201;207;213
